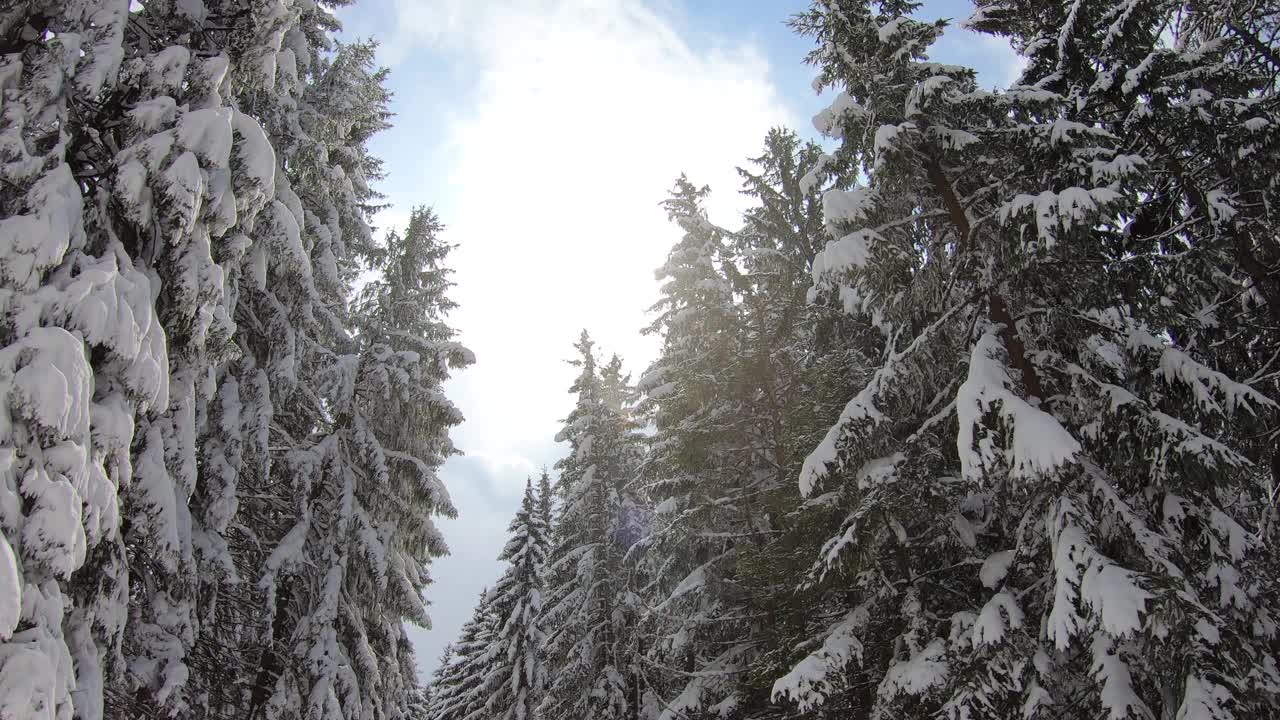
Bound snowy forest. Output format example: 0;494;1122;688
1;0;1278;719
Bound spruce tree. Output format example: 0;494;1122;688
536;469;555;544
541;332;644;720
0;3;468;718
0;2;282;717
248;199;469;720
634;175;754;719
426;590;498;720
769;2;1279;719
962;1;1280;714
352;205;472;717
113;4;285;713
0;4;157;717
635;131;857;720
474;479;549;720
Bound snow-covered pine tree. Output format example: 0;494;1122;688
248;199;469;720
730;132;882;720
637;175;744;509
472;478;548;720
634;131;862;720
62;2;458;716
635;135;880;720
3;1;459;718
0;1;290;717
426;589;498;720
769;2;1279;719
769;5;1083;713
352;205;471;716
968;0;1280;575
712;128;868;719
633;175;757;719
406;686;431;720
536;468;555;545
183;18;391;720
425;642;456;708
46;1;356;715
0;4;163;719
541;332;644;720
968;1;1279;714
106;3;296;715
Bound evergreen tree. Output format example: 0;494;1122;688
969;0;1280;566
199;26;400;720
0;2;468;718
541;332;644;720
352;205;472;717
536;469;555;543
965;1;1280;714
768;2;1279;719
634;175;754;719
249;199;470;720
113;4;287;713
98;5;405;717
474;479;549;720
425;642;456;705
634;131;857;720
0;2;285;717
0;4;161;718
426;590;498;720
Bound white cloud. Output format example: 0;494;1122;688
386;0;795;679
974;31;1027;87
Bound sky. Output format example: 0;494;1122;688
334;0;1022;680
